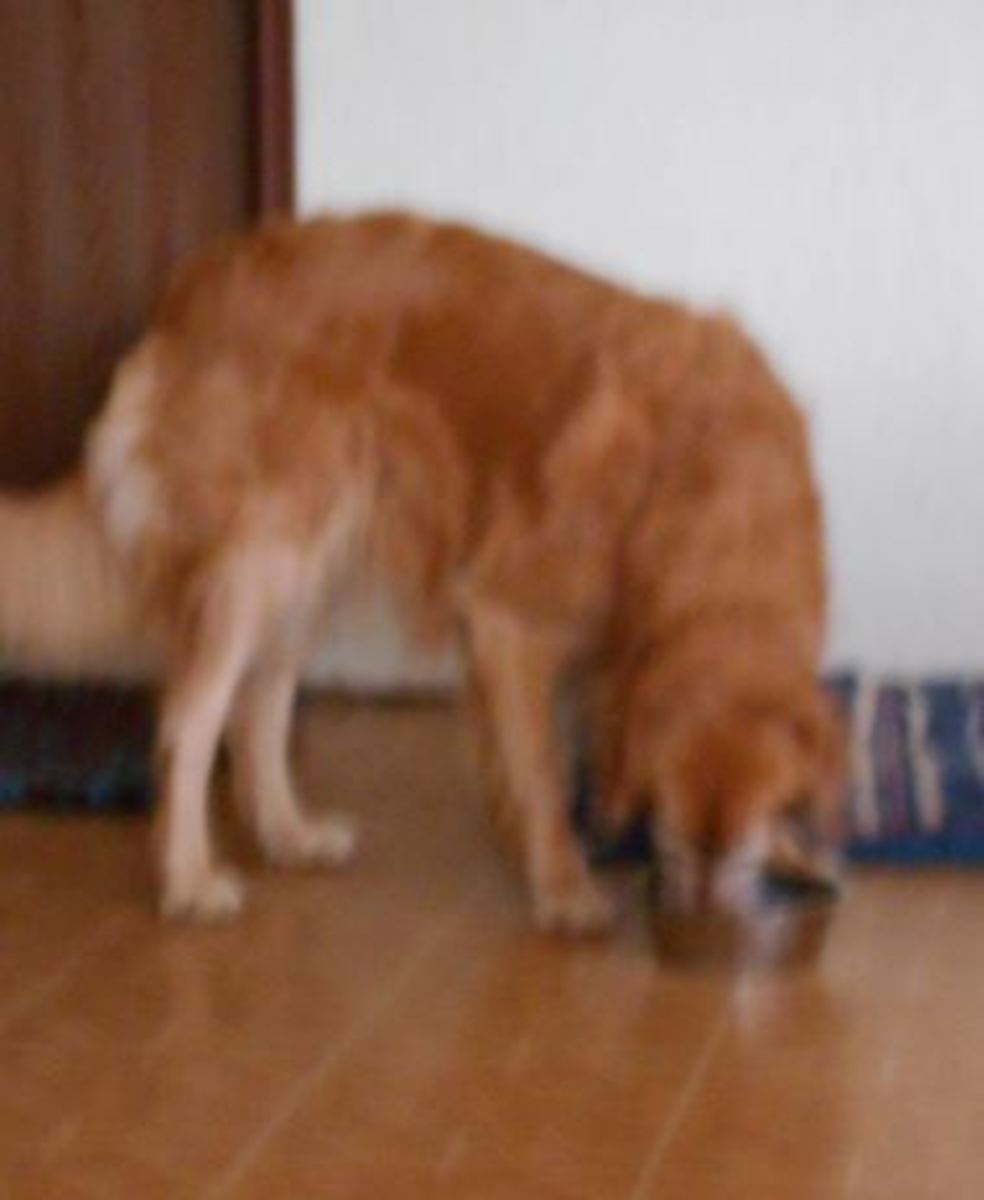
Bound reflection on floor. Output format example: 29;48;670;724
2;699;982;1199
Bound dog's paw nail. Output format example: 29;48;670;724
308;814;359;864
265;814;358;869
160;868;246;922
534;879;614;937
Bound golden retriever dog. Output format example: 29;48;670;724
0;212;845;929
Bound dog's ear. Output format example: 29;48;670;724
593;660;655;833
597;713;650;833
787;688;850;843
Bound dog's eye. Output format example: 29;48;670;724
782;795;822;848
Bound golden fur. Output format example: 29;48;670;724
0;211;845;927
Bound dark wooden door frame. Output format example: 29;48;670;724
0;0;297;487
255;0;295;214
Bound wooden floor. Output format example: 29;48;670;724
2;699;983;1199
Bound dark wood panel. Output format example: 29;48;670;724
256;0;295;213
0;1;278;487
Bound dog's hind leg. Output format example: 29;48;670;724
228;612;356;871
154;545;301;920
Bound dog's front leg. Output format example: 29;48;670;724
465;600;612;936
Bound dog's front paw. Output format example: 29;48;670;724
160;866;246;922
533;870;614;937
263;813;359;870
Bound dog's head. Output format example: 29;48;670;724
606;679;847;913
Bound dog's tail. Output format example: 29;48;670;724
0;472;153;679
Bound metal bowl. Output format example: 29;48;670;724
647;867;840;971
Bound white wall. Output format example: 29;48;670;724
296;0;984;674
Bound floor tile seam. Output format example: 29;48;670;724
624;994;733;1200
0;913;132;1037
202;878;492;1198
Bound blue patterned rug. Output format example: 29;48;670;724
2;677;984;864
0;681;153;813
832;675;984;864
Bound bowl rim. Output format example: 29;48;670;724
646;864;842;914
